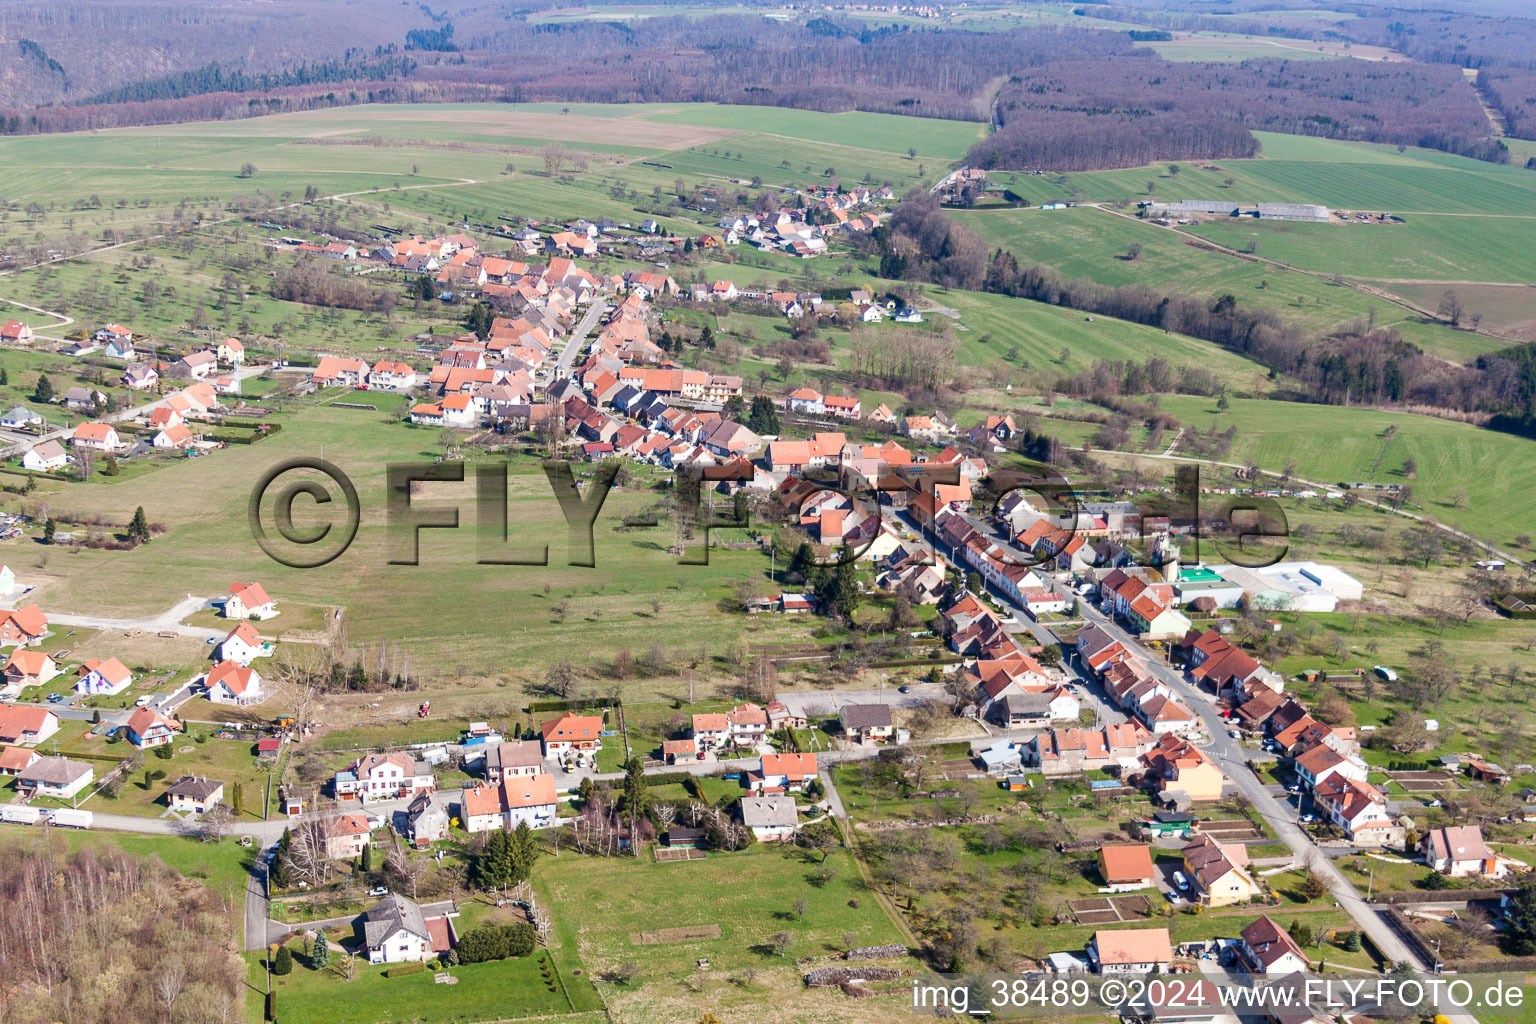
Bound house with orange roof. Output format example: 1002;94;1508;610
0;320;34;343
310;355;370;387
504;773;559;830
0;743;40;776
0;604;48;648
4;649;57;690
153;424;198;449
71;421;120;451
225;581;276;620
540;712;604;757
663;737;699;765
369;360;417;390
323;811;373;859
690;712;731;752
1096;844;1156;891
868;403;895;424
785;387;824;415
1088;927;1171;974
218;621;266;665
76;656;132;696
1140;733;1225;803
205;660;265;706
125;706;181;749
0;705;58;746
753;752;818;793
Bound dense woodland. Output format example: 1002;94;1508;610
878;192;1536;430
971;57;1501;170
1478;67;1536;143
0;842;244;1024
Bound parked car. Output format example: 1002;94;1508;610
1172;871;1190;891
1227;728;1241;739
898;685;911;693
367;887;390;897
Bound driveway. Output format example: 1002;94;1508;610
552;300;609;376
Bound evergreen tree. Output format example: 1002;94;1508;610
271;828;293;888
0;366;8;385
101;454;120;476
359;841;372;873
414;274;436;301
1504;880;1536;955
310;931;330;970
578;776;595;804
510;819;535;885
42;517;55;545
622;757;650;817
232;781;243;816
32;373;52;403
699;324;715;349
787;542;817;580
129;506;150;544
746;395;779;435
816;562;861;619
273;945;293;976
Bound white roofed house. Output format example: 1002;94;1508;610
740;795;799;841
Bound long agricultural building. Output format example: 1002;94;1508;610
1149;200;1331;222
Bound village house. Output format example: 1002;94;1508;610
1421;825;1505;878
1140;733;1225;805
752;752;819;793
205;659;265;706
362;894;456;965
663;738;699;764
1022;722;1154;774
1236;916;1311;975
740;795;799;841
1182;835;1258;907
1088;927;1171;974
0;705;59;746
370;360;417;390
152;424;196;449
310;355;370;387
165;776;225;814
17;756;94;801
63;387;106;412
540;712;604;757
335;752;434;804
1291;743;1368;795
1096;844;1156;891
217;338;245;364
21;439;68;472
483;739;545;783
75;656;132;696
0;320;35;343
171;350;218;380
324;812;373;860
1;406;41;429
225;581;277;620
218;622;265;665
125;707;181;749
840;703;894;744
505;773;560;830
459;784;506;833
4;649;58;690
70;421;120;451
1312;774;1403;847
406;792;450;847
0;744;39;776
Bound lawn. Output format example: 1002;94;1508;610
532;842;905;979
1153;393;1536;545
250;944;588;1024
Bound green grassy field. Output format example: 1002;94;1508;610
1188;214;1536;284
949;206;1491;357
1154;394;1536;544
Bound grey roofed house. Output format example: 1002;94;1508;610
1;406;41;427
995;692;1055;719
740;795;799;830
362;894;431;949
62;387;103;410
839;703;892;730
406;792;449;836
19;756;92;787
484;739;543;778
165;775;224;801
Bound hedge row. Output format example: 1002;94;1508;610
384;962;424;978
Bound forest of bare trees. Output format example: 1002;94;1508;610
970;57;1501;170
0;841;244;1024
